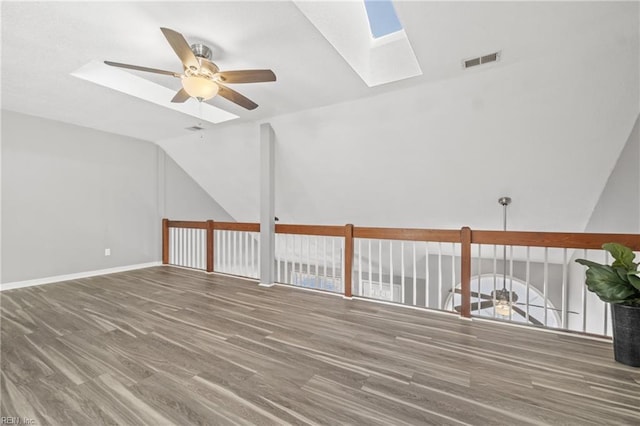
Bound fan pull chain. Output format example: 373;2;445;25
198;100;204;139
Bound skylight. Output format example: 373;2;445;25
363;0;403;39
294;0;421;87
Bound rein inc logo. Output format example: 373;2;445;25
1;418;36;425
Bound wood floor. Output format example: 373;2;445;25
1;267;639;425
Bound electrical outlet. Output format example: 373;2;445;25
104;248;111;256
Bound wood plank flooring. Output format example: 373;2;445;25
1;266;639;425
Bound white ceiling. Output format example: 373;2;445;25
3;1;640;232
4;1;635;141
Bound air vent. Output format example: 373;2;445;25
463;51;501;69
481;52;498;64
185;125;204;131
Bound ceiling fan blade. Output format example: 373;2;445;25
453;288;493;300
515;303;578;314
171;88;191;103
512;306;544;326
104;61;181;77
454;300;494;313
216;69;276;84
160;27;199;71
216;83;258;110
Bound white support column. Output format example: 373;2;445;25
157;147;166;261
259;123;275;287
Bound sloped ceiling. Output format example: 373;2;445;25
3;2;639;232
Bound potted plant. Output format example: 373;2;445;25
576;243;640;367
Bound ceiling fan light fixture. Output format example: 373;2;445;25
494;301;513;316
491;287;516;317
181;75;219;100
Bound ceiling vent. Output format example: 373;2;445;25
185;125;204;131
463;51;501;69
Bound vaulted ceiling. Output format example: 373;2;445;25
2;1;639;232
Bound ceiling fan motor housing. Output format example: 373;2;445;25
191;43;212;60
491;288;518;304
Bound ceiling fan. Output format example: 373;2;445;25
104;27;276;110
453;288;544;326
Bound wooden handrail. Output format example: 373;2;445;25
167;220;262;232
167;220;208;229
166;220;639;250
471;230;640;251
214;222;260;232
353;227;461;242
275;224;345;237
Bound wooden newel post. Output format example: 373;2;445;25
344;224;354;298
206;220;215;273
460;226;472;318
162;218;169;265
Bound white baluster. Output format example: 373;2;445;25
451;242;456;311
508;245;514;321
492;244;498;318
401;241;405;304
425;242;430;308
389;240;394;302
307;236;311;279
412;242;417;306
581;249;588;333
169;228;174;265
525;246;531;323
358;239;362;296
477;244;483;315
368;239;373;298
179;228;185;266
378;240;383;299
438;242;443;309
332;238;336;288
603;251;610;335
561;248;568;328
323;237;328;289
314;237;319;288
543;247;549;326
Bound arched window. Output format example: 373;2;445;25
444;275;560;327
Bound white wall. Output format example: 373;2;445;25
567;115;640;335
162;151;233;222
1;111;228;284
584;115;640;234
157;124;260;223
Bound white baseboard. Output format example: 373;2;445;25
0;261;162;291
259;282;275;287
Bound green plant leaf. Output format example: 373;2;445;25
628;272;640;291
575;258;604;268
615;266;631;283
602;243;636;270
579;262;637;303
